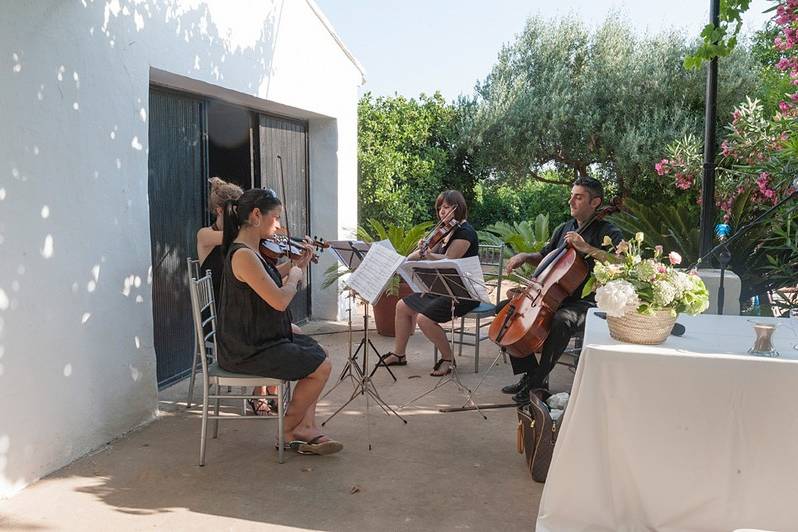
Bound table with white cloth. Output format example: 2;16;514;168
536;309;798;532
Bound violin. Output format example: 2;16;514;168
259;234;329;264
419;209;461;258
488;205;620;358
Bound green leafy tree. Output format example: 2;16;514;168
462;14;760;201
358;92;475;226
469;176;570;229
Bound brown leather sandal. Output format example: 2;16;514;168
430;358;453;377
380;352;407;366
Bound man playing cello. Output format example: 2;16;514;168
499;177;623;404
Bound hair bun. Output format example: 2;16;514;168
208;176;226;191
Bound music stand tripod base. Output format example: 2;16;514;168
397;268;488;420
322;292;407;429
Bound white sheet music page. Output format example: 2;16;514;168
396;256;489;303
345;240;406;304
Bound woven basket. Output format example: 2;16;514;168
606;309;677;345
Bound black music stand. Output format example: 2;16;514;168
323;242;396;398
322;241;407;435
398;265;488;419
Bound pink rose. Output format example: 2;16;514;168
668;251;682;266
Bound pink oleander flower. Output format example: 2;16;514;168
674;172;693;190
654;159;669;176
721;140;732;156
780;100;791;112
668;251;682;266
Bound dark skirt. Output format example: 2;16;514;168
403;293;480;324
218;333;326;381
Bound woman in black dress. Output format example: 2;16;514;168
380;190;480;376
196;177;243;297
216;188;342;455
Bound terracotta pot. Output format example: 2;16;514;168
373;280;415;337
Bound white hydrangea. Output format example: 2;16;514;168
595;279;640;317
653;279;677;306
669;270;694;297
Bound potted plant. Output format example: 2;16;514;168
323;219;433;336
584;232;710;344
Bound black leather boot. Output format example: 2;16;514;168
501;373;529;394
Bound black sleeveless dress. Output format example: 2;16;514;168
200;244;224;299
216;243;326;380
402;222;481;323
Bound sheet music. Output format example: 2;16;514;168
396;256;489;303
345;241;406;304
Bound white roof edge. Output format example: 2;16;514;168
305;0;366;85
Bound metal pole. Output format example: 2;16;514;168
699;0;720;262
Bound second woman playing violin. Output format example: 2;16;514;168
380;190;480;377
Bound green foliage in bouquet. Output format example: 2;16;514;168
583;233;710;317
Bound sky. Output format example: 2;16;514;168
315;0;773;102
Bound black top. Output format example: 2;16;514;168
199;245;225;299
217;243;293;366
539;218;624;303
402;221;481;323
438;222;479;257
215;243;326;380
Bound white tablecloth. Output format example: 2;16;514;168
536;310;798;532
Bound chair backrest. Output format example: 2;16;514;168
477;243;505;303
187;273;218;376
187;257;201;283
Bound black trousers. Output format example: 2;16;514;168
496;298;594;388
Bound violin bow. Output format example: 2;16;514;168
275;155;296;263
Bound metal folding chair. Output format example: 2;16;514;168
185;257;206;409
433;243;504;373
187;272;291;465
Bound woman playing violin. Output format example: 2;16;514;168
197;177;243;298
380;190;480;377
216;188;342;455
197;179;304;416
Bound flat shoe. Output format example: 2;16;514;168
297;435;343;456
380;352;407;367
430;358;452;377
274;439;305;451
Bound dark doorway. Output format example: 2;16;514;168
207;100;254;191
148;88;207;387
148;88;313;387
259;114;311;322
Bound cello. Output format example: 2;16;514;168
488;205;619;358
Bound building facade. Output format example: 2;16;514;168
0;0;362;498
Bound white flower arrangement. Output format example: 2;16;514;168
585;233;710;318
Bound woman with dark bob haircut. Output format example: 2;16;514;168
380;190;480;376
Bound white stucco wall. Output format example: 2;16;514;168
0;0;361;498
